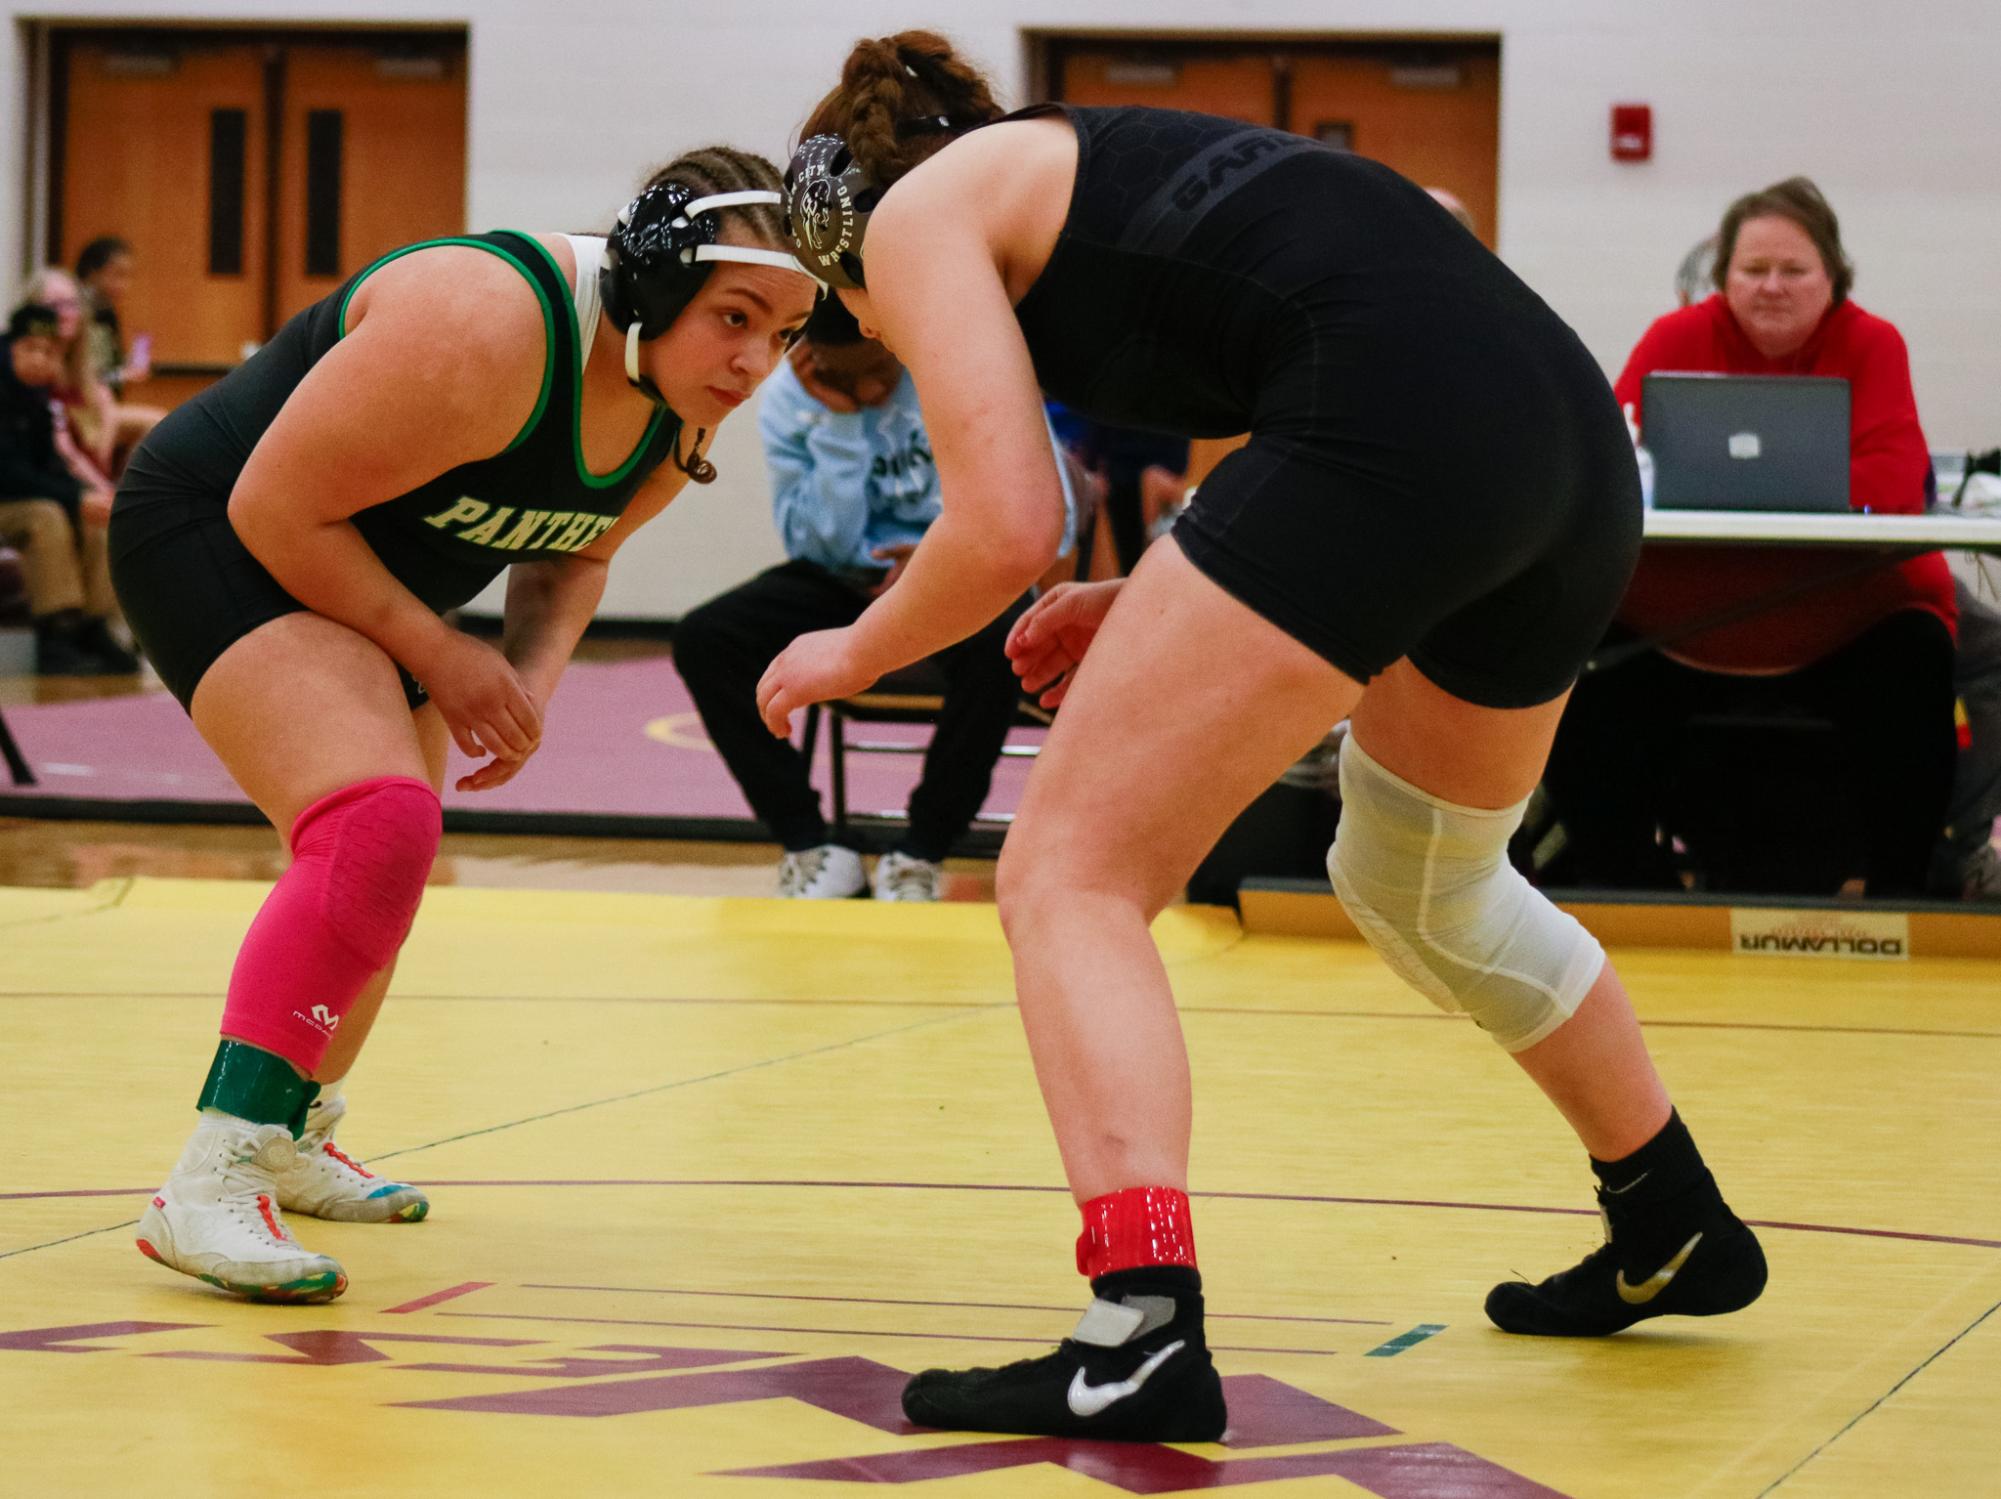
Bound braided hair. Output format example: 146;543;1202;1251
639;146;789;250
800;31;1003;189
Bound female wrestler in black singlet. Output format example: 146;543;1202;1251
757;33;1766;1442
113;147;818;1304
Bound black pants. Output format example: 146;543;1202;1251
1544;609;1957;896
673;560;1028;861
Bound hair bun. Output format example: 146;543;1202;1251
845;38;903;86
805;31;1001;190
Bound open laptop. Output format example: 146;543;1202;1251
1643;373;1850;511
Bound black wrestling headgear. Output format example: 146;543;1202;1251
783;134;882;292
599;182;815;401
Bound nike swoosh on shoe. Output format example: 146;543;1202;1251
1616;1231;1703;1305
1066;1339;1186;1418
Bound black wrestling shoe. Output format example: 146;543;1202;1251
902;1267;1227;1442
1485;1207;1767;1336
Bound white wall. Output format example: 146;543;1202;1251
7;1;2000;619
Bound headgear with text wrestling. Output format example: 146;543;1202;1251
783;134;884;292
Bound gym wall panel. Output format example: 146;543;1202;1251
6;0;1999;619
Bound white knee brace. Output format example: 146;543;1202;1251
1327;737;1604;1052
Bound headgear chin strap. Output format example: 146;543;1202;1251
599;183;822;406
784;135;882;292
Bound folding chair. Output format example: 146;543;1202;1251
803;452;1107;840
800;663;1050;840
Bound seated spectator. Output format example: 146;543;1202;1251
674;297;1071;901
1545;176;1955;897
1662;229;2001;899
18;267;121;488
0;302;137;674
74;236;163;465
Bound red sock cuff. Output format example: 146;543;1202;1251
1076;1186;1197;1278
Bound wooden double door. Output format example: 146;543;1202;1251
50;30;467;406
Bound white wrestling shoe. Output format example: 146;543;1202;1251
872;850;943;902
778;843;867;899
276;1092;429;1224
135;1113;347;1303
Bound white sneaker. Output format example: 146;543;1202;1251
778;843;867;899
872;850;943;902
135;1114;348;1303
276;1093;428;1223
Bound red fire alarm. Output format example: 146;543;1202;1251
1611;103;1652;162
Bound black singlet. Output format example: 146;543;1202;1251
1008;105;1643;709
110;231;681;708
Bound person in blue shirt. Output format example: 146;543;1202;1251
675;295;1061;900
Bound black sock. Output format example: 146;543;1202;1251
1590;1109;1731;1244
1590;1109;1702;1194
1089;1264;1202;1307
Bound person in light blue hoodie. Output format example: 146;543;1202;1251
675;295;1070;900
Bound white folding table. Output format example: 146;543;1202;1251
1643;508;2001;552
1582;508;2001;675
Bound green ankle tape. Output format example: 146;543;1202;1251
196;1041;320;1137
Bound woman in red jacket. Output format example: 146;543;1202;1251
1546;176;1955;895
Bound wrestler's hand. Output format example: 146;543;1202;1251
414;630;542;764
454;748;516;796
455;752;529;793
1005;578;1125;708
757;627;879;736
453;676;558;792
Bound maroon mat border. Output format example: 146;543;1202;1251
0;792;1007;855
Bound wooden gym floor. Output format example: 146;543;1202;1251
1;832;1995;1498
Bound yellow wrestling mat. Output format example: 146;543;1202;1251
3;877;1997;1497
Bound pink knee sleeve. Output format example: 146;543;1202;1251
220;776;441;1071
